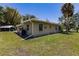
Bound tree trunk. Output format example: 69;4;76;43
65;16;70;33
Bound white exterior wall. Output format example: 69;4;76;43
21;21;59;37
32;22;59;37
22;22;32;35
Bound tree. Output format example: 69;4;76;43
0;6;5;25
59;16;66;32
3;7;21;25
73;13;79;32
61;3;74;33
23;14;36;21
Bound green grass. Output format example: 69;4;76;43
0;32;79;55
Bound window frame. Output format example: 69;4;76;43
39;24;43;31
26;25;29;31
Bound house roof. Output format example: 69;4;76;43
16;18;59;27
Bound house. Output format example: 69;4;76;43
16;18;60;38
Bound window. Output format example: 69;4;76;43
27;25;29;31
39;24;43;31
49;25;51;28
55;26;58;30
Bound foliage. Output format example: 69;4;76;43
0;6;5;25
61;3;74;18
0;6;21;26
61;3;74;33
23;14;36;21
3;7;21;25
0;6;37;26
72;13;79;32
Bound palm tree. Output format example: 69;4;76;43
61;3;74;33
4;7;21;25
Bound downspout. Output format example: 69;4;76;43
31;22;34;36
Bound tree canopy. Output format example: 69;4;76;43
0;6;22;26
61;3;74;33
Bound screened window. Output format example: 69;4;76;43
27;25;29;31
39;24;43;31
49;25;51;28
55;26;58;30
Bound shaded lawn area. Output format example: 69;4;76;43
0;32;79;55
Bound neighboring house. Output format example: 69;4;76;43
16;18;60;37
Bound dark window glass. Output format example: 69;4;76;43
39;24;43;31
55;26;58;30
49;25;51;28
27;25;29;31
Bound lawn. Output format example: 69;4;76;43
0;32;79;55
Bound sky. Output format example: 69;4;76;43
0;3;79;23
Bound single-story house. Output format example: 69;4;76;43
16;18;60;37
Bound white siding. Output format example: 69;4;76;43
32;22;59;36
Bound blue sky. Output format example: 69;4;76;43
0;3;79;23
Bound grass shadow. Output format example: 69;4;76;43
25;33;60;40
15;32;59;40
60;31;76;35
